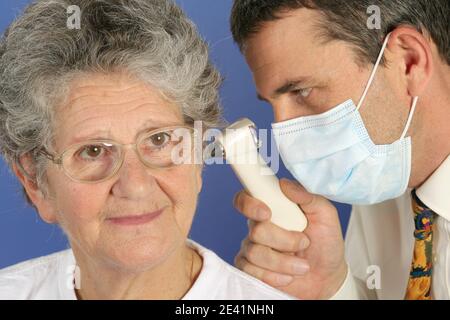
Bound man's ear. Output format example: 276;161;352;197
12;155;58;224
388;26;434;97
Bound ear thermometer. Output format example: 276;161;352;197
207;118;307;232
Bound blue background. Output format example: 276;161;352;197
0;0;351;269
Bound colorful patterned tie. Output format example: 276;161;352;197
405;189;436;300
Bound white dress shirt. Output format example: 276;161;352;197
332;155;450;299
0;240;294;300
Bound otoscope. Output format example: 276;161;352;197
205;118;307;232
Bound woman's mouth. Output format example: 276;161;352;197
107;209;164;226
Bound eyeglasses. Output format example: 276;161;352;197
39;126;196;183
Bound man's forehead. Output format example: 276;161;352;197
244;9;322;71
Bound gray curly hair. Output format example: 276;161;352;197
0;0;223;199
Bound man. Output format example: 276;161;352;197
230;0;449;299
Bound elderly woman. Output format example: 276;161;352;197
0;0;292;300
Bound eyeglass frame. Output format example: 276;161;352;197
37;125;197;184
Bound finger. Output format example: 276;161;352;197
248;220;310;252
233;190;271;221
234;255;295;287
279;178;335;215
241;239;310;276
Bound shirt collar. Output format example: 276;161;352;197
416;155;450;220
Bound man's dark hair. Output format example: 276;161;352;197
231;0;450;66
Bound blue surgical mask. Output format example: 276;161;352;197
271;34;418;205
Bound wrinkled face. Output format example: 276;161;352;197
244;10;419;153
36;72;202;272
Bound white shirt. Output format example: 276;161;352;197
0;240;294;300
332;155;450;299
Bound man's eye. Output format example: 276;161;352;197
294;88;312;98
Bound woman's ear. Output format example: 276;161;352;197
388;26;434;97
12;155;58;224
194;164;203;195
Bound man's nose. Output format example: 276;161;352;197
272;99;305;123
111;150;158;200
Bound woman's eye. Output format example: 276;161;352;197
148;132;170;147
79;145;105;160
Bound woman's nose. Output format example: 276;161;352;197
111;150;158;200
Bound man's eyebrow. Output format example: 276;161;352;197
256;78;311;102
256;93;269;102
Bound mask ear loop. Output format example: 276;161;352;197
356;32;418;140
399;96;418;139
356;33;392;111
